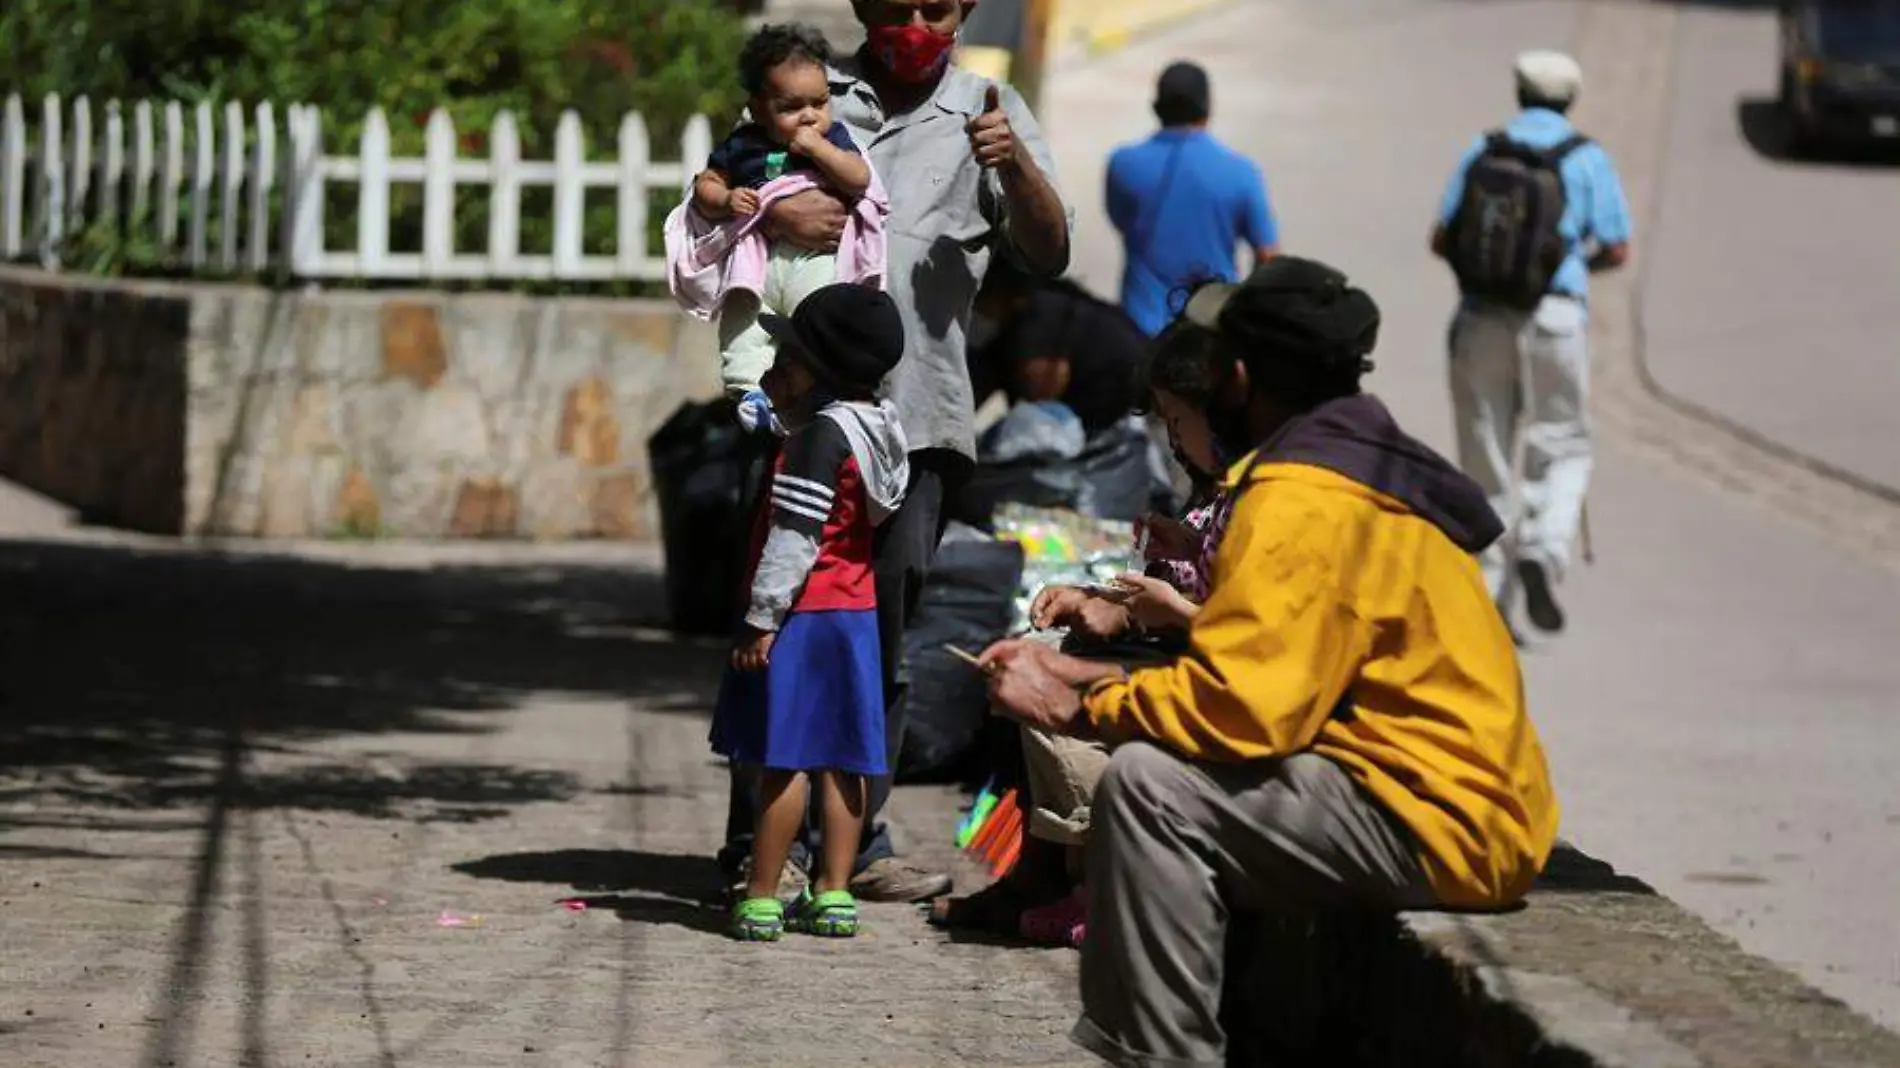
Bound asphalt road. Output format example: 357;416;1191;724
1044;0;1900;1031
1644;4;1900;495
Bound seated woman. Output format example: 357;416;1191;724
929;319;1247;946
967;260;1150;438
960;261;1171;527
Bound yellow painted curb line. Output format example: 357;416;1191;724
957;44;1015;82
1068;0;1237;57
1087;25;1132;54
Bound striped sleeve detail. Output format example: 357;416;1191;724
745;418;849;629
772;474;836;527
769;417;851;536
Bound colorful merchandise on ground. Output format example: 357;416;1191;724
991;504;1140;635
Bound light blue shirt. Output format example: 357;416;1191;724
1436;108;1631;302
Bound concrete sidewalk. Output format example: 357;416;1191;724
0;537;1088;1068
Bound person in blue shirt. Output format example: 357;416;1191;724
1431;50;1631;639
1106;61;1279;337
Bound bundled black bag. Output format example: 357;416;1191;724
895;534;1026;783
645;399;772;637
956;417;1167;529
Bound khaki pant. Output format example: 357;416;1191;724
1448;295;1592;597
1071;743;1436;1068
1021;726;1111;846
1017;642;1174;848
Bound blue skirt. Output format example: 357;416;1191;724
710;608;888;777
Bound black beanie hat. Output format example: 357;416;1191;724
761;284;905;395
1182;256;1380;391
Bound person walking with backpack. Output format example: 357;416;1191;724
1432;50;1631;637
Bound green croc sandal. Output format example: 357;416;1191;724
730;896;785;942
787;888;860;938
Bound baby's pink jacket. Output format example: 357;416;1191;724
664;170;890;320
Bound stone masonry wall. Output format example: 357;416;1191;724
0;267;721;540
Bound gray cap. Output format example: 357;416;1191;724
1514;50;1582;105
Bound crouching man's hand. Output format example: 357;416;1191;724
978;640;1123;735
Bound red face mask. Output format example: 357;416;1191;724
866;23;957;84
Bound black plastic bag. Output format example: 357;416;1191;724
645;399;772;637
895;534;1025;783
956;417;1169;528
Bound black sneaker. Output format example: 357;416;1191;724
1517;560;1566;635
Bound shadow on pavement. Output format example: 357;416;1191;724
1737;97;1900;168
0;535;726;1068
1738;96;1796;159
453;847;722;899
0;537;720;832
453;847;731;935
572;893;730;936
1535;842;1658;896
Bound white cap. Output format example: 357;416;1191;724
1514;50;1582;105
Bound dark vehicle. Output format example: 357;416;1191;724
1778;0;1900;153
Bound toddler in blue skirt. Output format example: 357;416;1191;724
710;283;910;942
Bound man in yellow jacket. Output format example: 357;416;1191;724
979;256;1559;1068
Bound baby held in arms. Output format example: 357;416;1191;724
667;23;890;437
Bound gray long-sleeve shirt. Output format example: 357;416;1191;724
746;400;910;632
827;57;1073;462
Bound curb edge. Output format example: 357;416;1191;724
1061;0;1238;64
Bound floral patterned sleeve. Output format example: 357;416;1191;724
1149;499;1224;604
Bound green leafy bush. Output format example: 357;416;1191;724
0;0;750;289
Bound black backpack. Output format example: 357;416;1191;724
1445;131;1590;309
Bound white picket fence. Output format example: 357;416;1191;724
0;92;715;281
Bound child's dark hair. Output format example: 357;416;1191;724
739;23;834;97
1137;274;1237;411
1140;319;1233;412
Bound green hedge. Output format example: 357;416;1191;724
0;0;751;290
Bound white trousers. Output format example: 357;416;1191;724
1447;296;1592;599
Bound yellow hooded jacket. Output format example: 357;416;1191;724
1082;396;1559;907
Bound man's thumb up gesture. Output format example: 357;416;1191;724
967;83;1018;170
